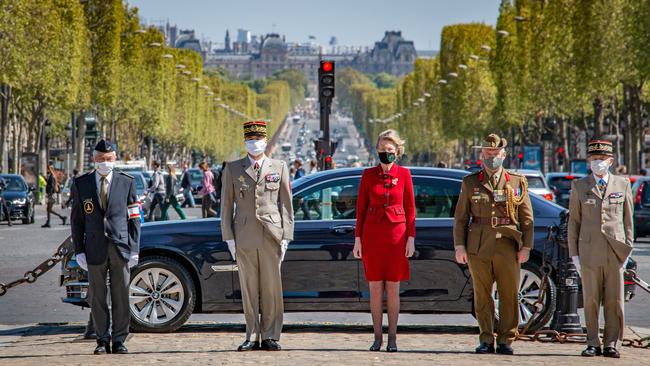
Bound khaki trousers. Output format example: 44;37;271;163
581;250;625;348
468;238;520;345
237;242;284;341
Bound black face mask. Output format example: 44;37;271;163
378;152;396;164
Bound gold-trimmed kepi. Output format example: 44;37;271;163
243;120;267;140
587;139;613;156
472;133;507;149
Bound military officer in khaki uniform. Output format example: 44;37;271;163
568;139;633;358
221;120;294;352
453;134;534;355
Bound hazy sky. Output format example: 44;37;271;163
126;0;501;50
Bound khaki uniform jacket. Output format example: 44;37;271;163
221;156;294;247
453;169;534;256
568;174;633;266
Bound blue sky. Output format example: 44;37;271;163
127;0;500;50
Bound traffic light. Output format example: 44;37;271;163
314;139;325;159
557;147;565;166
318;60;335;104
324;155;333;170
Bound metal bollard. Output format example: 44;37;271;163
553;210;583;333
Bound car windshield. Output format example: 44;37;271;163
189;170;203;183
133;174;145;190
526;176;546;189
3;176;26;191
549;176;575;191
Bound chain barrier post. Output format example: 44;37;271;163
553;209;583;334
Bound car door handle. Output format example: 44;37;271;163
330;225;355;235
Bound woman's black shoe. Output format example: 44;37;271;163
41;222;51;228
369;340;382;351
386;344;398;352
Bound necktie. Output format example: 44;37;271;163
598;179;607;195
254;161;260;180
100;176;107;209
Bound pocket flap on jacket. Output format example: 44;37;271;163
269;213;281;223
392;206;405;215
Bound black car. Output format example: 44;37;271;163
59;167;633;333
632;176;650;238
0;174;35;225
546;172;585;208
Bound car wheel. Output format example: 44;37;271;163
129;256;196;333
489;262;557;333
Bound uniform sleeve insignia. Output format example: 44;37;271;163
128;203;140;219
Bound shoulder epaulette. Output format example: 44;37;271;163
118;171;134;179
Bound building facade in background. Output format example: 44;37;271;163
204;31;418;81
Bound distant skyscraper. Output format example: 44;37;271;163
225;30;231;52
329;36;337;46
237;29;251;44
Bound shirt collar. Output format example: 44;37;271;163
95;170;113;183
593;172;609;184
248;154;266;167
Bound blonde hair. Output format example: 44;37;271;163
376;129;405;158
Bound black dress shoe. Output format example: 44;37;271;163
581;346;602;357
41;222;50;228
496;344;514;355
386;344;398;352
112;343;128;354
93;342;111;355
369;340;382;351
237;340;260;352
475;342;495;354
603;347;620;358
261;339;282;351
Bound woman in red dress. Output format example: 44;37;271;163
353;129;416;352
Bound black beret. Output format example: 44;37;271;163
94;139;114;153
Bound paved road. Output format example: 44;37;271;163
0;204;649;329
1;323;649;365
275;114;370;167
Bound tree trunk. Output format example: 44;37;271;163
593;97;604;138
75;110;86;172
0;84;10;173
627;84;643;174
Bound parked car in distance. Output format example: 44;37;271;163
631;176;650;238
546;172;586;208
510;169;554;202
0;174;35;224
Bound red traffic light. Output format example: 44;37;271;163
557;147;565;154
325;155;332;163
518;153;524;160
322;62;333;72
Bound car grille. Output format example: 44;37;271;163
65;282;89;300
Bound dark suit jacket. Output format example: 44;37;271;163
71;170;141;265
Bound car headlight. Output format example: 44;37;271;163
12;198;26;205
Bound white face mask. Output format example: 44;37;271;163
245;139;267;156
95;161;114;176
590;159;610;176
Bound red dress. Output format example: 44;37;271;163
355;163;416;281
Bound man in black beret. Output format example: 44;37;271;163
70;139;141;355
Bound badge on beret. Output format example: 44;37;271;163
83;199;94;214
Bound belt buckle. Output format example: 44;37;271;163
491;216;498;228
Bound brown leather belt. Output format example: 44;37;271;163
472;216;512;226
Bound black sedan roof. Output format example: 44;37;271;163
292;166;468;188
